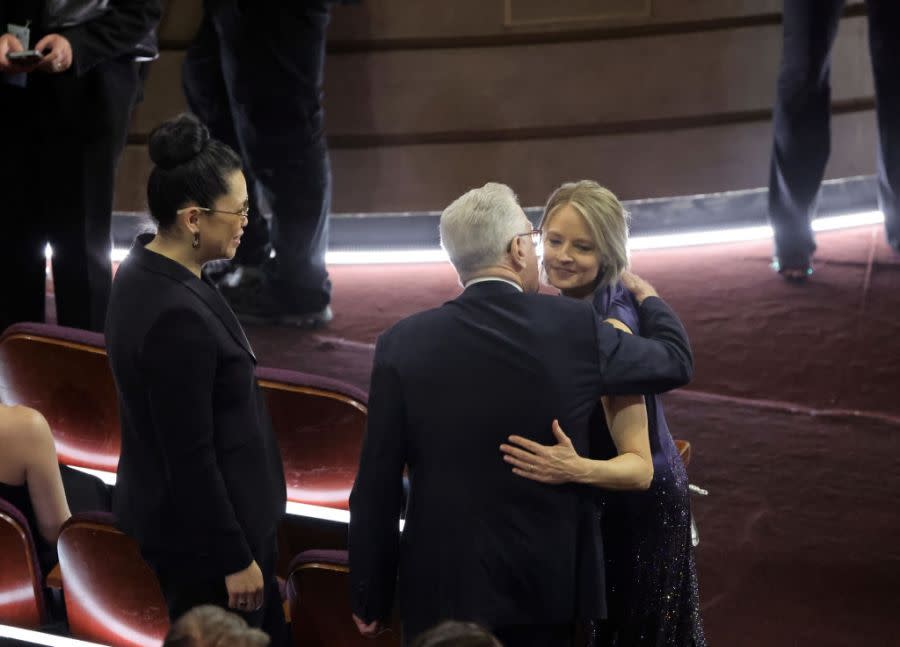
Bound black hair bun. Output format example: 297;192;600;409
148;113;210;170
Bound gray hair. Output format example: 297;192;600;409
540;180;630;288
440;182;525;277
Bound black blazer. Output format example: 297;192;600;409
349;280;693;639
105;235;286;578
0;0;160;77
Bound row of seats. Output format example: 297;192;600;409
0;322;394;645
0;322;368;510
0;502;401;646
0;322;691;646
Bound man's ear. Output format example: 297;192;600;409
508;235;527;271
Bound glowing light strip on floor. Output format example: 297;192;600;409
0;624;106;647
68;465;348;523
91;209;886;265
66;465;413;528
629;210;885;251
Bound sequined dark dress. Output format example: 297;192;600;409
590;283;706;647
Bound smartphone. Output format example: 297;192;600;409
7;50;44;65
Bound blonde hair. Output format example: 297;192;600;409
540;180;630;289
163;605;270;647
440;182;525;277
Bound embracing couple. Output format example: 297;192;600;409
349;181;705;647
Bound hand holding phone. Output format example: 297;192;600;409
8;50;44;66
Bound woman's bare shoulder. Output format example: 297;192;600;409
0;405;52;442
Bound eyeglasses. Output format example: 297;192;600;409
177;206;250;219
508;228;542;250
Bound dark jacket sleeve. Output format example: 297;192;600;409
348;330;407;623
141;307;254;577
595;296;694;395
62;0;161;76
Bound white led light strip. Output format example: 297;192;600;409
67;465;412;529
0;624;106;647
58;210;887;266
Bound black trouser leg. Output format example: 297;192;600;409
212;0;332;310
0;84;47;331
866;0;900;249
153;540;288;646
768;0;845;265
182;10;270;267
36;59;139;331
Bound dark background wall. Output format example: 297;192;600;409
118;0;877;213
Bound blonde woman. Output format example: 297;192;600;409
500;181;705;646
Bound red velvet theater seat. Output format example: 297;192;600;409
0;497;47;629
0;324;368;514
287;549;400;647
56;512;169;647
257;367;368;512
0;323;120;473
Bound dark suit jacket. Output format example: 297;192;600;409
349;280;693;639
105;234;286;578
0;0;160;77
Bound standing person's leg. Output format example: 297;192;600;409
254;539;289;647
214;1;333;325
157;538;287;645
182;9;270;270
865;0;900;252
0;83;46;331
768;0;845;276
154;563;229;621
39;59;140;331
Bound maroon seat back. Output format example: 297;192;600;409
257;368;368;511
0;497;47;628
0;324;120;472
287;549;400;647
0;324;368;511
57;512;169;647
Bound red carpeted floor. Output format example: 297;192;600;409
50;225;900;644
241;225;900;646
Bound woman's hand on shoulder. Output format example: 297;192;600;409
500;420;588;485
620;271;659;304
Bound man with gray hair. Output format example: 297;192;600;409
349;182;693;646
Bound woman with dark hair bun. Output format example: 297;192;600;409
105;113;288;645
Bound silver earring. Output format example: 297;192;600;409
192;232;201;249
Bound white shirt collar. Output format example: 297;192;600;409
463;276;524;292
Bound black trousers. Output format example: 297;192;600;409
0;59;140;333
182;0;332;310
151;541;288;647
768;0;900;262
